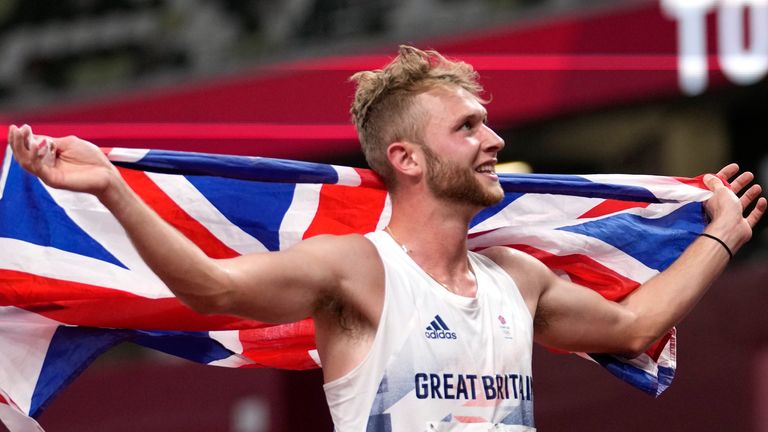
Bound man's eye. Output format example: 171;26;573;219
461;121;473;131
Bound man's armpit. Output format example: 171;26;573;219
532;302;551;334
314;290;368;337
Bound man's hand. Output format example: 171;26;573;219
8;124;119;198
703;163;767;255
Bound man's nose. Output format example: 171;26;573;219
482;125;505;152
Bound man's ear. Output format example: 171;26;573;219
386;141;423;176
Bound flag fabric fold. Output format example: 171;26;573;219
0;146;711;431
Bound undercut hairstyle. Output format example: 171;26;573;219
349;45;485;187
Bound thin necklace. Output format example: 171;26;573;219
384;225;475;292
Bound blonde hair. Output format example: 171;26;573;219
349;45;484;186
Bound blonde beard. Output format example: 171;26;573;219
421;144;503;208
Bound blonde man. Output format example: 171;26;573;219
9;46;766;431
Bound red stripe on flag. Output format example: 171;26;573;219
579;199;650;219
118;167;239;259
453;416;487;424
674;174;730;189
302;184;388;238
672;175;705;188
238;319;318;370
0;269;266;331
508;244;640;301
355;167;386;189
645;331;672;362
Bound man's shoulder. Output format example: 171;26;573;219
478;246;536;268
477;246;552;296
296;233;382;274
300;232;377;255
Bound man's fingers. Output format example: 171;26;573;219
7;125;14;151
740;184;763;209
10;125;23;153
746;197;767;229
10;125;33;153
730;171;754;194
704;173;727;191
9;125;31;161
8;125;52;174
7;125;19;153
716;163;739;180
19;125;33;151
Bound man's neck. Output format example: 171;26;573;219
386;197;479;297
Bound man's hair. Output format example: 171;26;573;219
349;45;484;186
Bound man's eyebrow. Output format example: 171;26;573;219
455;111;487;127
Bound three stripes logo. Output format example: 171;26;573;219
424;315;457;340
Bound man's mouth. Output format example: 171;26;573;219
475;161;497;176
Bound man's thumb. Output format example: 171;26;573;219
703;174;722;190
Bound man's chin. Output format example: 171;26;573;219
461;188;504;208
480;191;505;207
478;184;505;207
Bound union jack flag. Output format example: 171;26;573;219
0;146;711;431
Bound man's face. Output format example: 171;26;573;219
415;86;505;208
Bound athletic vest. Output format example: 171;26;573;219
324;231;535;431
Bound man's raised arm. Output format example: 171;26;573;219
7;124;356;323
495;163;766;356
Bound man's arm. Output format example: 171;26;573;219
488;164;766;356
7;125;374;323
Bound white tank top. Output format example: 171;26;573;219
324;231;535;431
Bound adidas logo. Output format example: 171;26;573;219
424;315;457;340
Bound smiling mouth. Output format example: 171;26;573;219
475;162;497;176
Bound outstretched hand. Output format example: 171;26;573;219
8;124;119;197
703;163;767;254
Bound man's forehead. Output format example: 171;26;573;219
417;85;487;118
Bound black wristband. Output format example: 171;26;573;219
699;233;733;259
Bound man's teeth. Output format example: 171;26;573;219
476;165;495;173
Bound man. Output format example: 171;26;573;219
8;46;766;431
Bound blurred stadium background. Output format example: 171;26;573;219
1;0;767;431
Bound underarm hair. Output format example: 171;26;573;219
533;303;550;332
315;291;365;334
